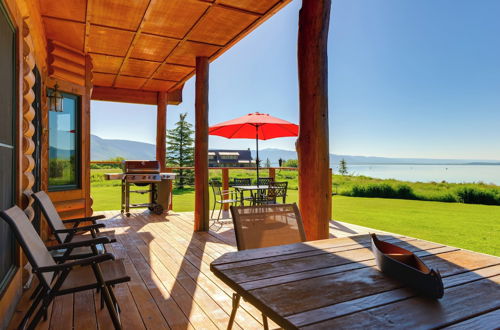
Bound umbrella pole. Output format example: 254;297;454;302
255;125;259;185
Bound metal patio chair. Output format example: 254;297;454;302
254;181;288;205
33;191;115;259
209;180;240;224
256;177;274;186
227;203;306;329
230;178;254;205
0;206;130;330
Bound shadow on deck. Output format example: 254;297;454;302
7;210;395;329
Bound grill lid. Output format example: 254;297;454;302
124;160;160;174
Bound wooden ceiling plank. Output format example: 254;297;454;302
140;1;217;90
189;6;259;46
217;0;280;15
43;17;85;52
39;0;86;22
141;0;211;39
91;0;149;31
111;0;155;87
83;0;92;53
87;25;135;57
167;0;291;91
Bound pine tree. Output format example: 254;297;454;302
265;158;271;168
338;158;348;175
166;113;194;189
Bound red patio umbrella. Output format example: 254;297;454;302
209;112;299;182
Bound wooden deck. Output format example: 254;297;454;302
8;211;407;329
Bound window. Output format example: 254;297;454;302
0;1;17;292
48;92;80;190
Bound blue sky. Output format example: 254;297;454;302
91;0;500;160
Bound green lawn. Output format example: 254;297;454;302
332;196;499;257
91;183;499;256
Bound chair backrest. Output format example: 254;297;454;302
209;180;223;198
230;203;306;250
257;177;274;186
232;178;251;186
0;206;56;287
268;181;288;199
32;191;68;243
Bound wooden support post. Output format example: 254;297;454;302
166;166;174;211
156;92;167;172
297;0;332;240
269;168;276;181
222;168;230;211
328;168;332;220
194;57;210;231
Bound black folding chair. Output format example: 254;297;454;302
33;191;114;259
0;206;130;330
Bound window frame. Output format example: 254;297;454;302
0;0;18;294
48;91;81;191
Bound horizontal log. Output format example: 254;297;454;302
53;198;86;213
47;39;85;66
48;39;84;56
49;66;85;86
48;54;85;76
167;86;183;105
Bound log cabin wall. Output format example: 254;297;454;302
0;0;47;324
0;0;93;323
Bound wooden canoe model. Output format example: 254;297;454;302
371;233;444;299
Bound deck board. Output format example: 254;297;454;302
8;210;474;329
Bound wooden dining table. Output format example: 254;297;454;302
210;234;500;329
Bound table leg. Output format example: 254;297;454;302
227;293;241;330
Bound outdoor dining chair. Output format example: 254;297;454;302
33;191;115;259
254;181;288;205
0;206;130;330
227;203;306;329
230;178;254;205
231;178;252;186
256;177;274;186
209;180;241;224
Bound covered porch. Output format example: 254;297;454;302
8;210;499;329
1;0;331;324
2;0;499;328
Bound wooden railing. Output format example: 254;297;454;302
90;162;332;212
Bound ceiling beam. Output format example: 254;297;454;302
92;86;183;105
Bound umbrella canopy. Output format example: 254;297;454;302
209;112;299;183
209;112;298;140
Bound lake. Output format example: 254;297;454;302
344;165;500;185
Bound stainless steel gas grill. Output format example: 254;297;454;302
104;160;176;217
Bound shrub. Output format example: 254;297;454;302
283;159;298;168
455;187;500;205
348;183;417;200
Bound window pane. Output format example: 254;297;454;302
49;93;79;188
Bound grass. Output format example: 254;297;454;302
90;168;499;256
332;196;500;257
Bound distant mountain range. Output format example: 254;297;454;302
90;135;500;165
253;149;500;166
91;135;155;160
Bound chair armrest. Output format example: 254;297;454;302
54;223;105;234
62;215;106;224
47;237;110;251
38;253;115;272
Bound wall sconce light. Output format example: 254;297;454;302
48;84;64;112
